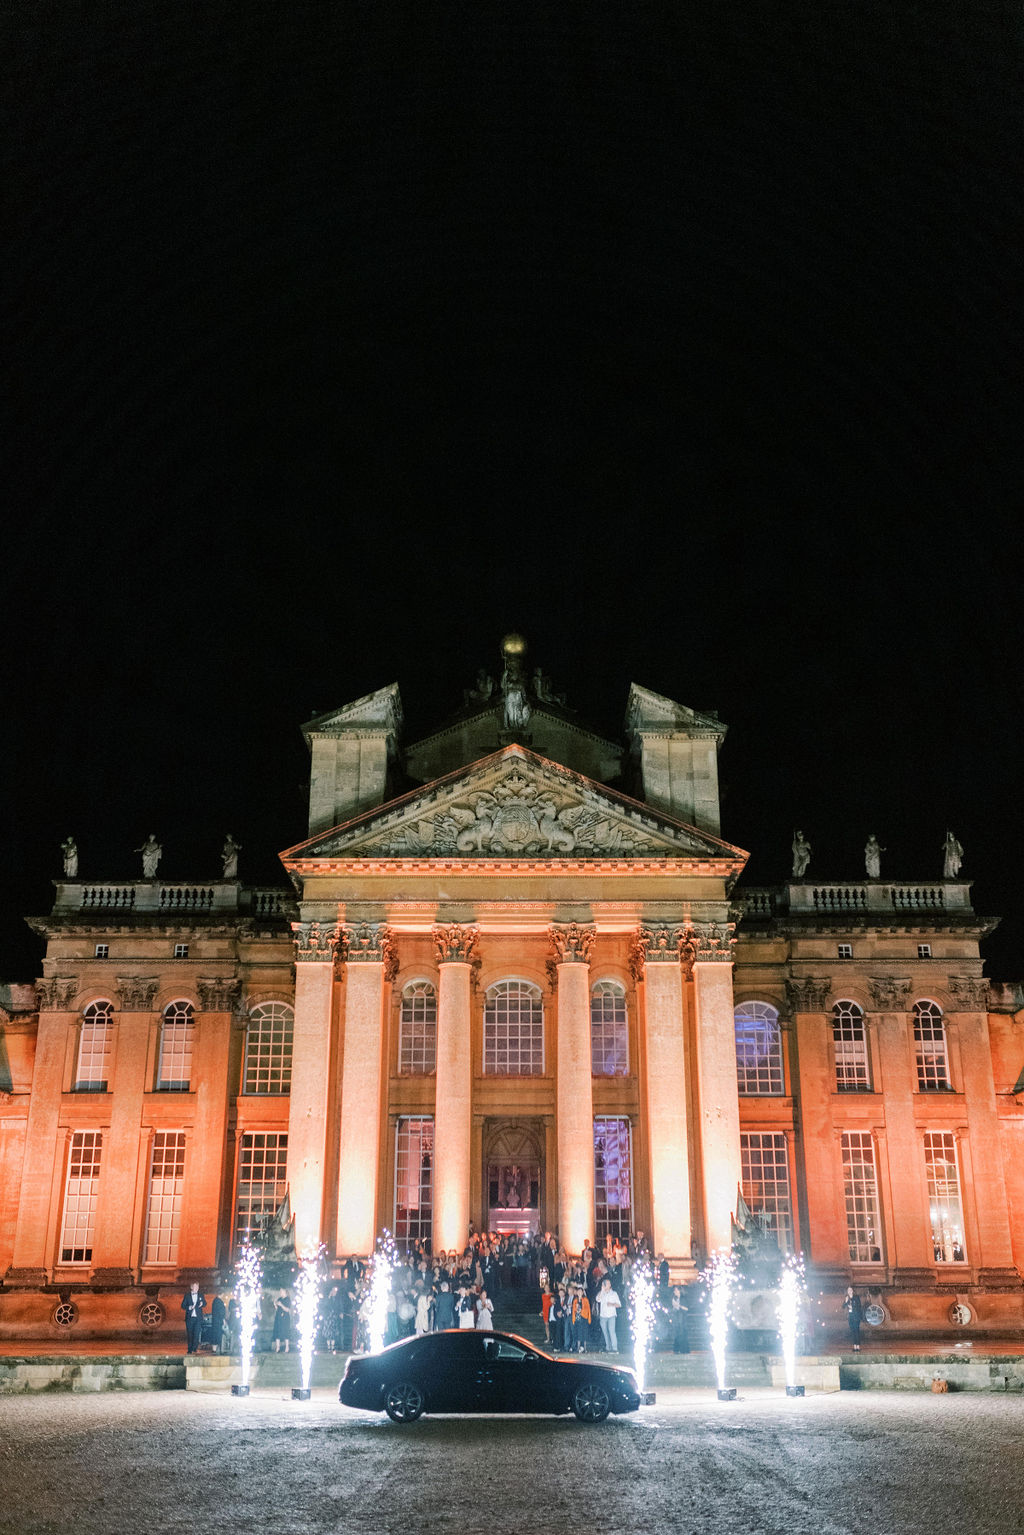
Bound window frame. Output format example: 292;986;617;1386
74;1000;115;1092
739;1131;794;1252
394;1116;434;1247
156;1000;195;1092
243;1001;294;1095
733;1001;785;1096
832;1000;871;1092
590;979;629;1077
398;982;437;1076
913;1000;951;1092
482;979;545;1077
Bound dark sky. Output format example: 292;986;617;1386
3;3;1022;979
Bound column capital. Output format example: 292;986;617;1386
197;977;241;1013
786;977;832;1012
291;919;341;963
867;977;911;1011
548;922;595;966
345;921;398;981
114;976;159;1011
628;924;683;979
948;975;989;1012
35;976;79;1011
684;920;737;966
432;922;480;965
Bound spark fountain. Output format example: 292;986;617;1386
366;1230;399;1355
232;1243;263;1396
778;1256;806;1397
628;1260;657;1404
706;1250;737;1400
291;1254;321;1400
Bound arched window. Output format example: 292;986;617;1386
591;981;629;1076
157;1001;194;1091
833;1001;870;1091
483;981;544;1076
913;1000;950;1091
734;1001;783;1096
75;1000;114;1091
244;1002;294;1094
398;983;437;1075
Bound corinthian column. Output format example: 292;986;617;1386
432;923;478;1255
336;923;396;1257
287;922;339;1254
550;923;595;1256
689;922;742;1255
633;926;691;1263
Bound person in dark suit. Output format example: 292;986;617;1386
181;1282;206;1353
210;1293;227;1353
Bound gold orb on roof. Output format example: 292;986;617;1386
501;632;527;656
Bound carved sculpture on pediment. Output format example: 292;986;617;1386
948;975;989;1011
291;920;340;963
36;977;78;1011
115;977;160;1011
197;977;241;1012
432;923;481;966
786;977;832;1012
549;922;596;966
867;977;911;1011
345;922;397;979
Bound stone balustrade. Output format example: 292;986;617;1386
53;883;296;919
739;882;973;919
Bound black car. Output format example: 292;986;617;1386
339;1329;641;1423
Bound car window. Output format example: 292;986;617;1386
439;1333;486;1361
484;1338;530;1362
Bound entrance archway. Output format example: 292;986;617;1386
483;1120;543;1236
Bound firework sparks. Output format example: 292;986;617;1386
629;1260;655;1396
777;1255;805;1390
367;1230;398;1355
235;1243;263;1391
706;1249;737;1393
294;1254;321;1392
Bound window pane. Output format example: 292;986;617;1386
833;1001;870;1091
144;1131;186;1264
841;1131;883;1262
60;1131;102;1263
235;1132;288;1250
395;1117;433;1246
924;1131;967;1262
914;1002;950;1091
244;1003;294;1094
594;1117;632;1242
591;982;628;1076
734;1003;784;1095
157;1002;194;1090
399;984;437;1075
76;1001;114;1091
740;1132;793;1251
483;982;544;1076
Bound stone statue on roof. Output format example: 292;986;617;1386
221;833;241;879
864;835;884;879
60;837;78;878
943;830;963;879
136;834;162;878
791;829;811;879
500;633;532;731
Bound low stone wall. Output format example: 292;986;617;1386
0;1355;186;1393
839;1355;1024;1393
768;1357;841;1391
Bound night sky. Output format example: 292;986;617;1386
3;4;1022;980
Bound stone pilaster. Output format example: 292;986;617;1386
287;921;340;1254
336;923;395;1257
868;978;933;1274
550;923;595;1256
9;978;80;1278
432;924;479;1255
689;921;742;1255
633;925;692;1264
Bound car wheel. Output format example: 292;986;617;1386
384;1382;425;1423
571;1383;611;1423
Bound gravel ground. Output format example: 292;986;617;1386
1;1388;1022;1535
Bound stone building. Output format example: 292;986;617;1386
1;636;1022;1342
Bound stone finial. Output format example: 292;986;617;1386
432;923;480;966
549;922;595;966
35;977;78;1012
115;977;160;1011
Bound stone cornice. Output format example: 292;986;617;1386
432;923;481;966
35;977;78;1012
548;922;596;966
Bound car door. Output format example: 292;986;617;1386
478;1336;550;1413
426;1331;488;1413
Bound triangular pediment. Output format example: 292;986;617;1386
301;684;403;747
282;745;745;864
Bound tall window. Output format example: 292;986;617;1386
841;1131;884;1263
833;1001;871;1091
913;1001;951;1091
395;1117;433;1245
235;1132;288;1248
591;981;629;1076
60;1131;102;1263
75;1000;114;1091
594;1117;633;1242
483;981;544;1076
734;1002;784;1095
924;1132;967;1262
398;983;437;1075
740;1132;793;1251
157;1001;195;1091
244;1002;294;1094
143;1132;186;1264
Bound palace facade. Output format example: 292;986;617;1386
2;638;1022;1341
